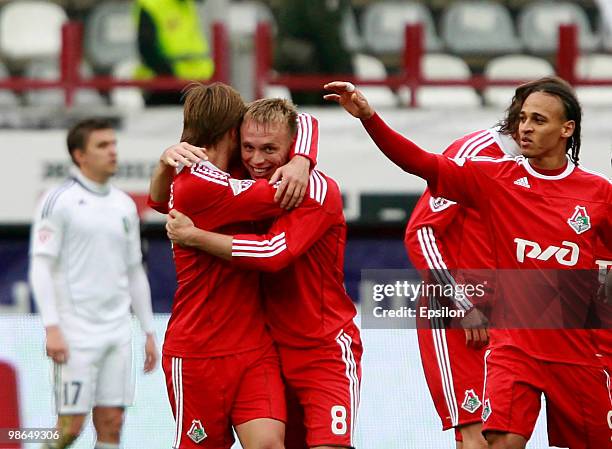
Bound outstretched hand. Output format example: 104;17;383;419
323;81;375;120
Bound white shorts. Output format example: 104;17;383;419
52;338;134;414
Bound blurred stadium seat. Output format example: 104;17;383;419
85;1;137;74
483;54;554;106
196;0;230;43
517;1;600;53
228;0;275;37
110;59;145;110
353;53;397;108
576;53;612;106
341;4;364;53
361;1;443;55
0;1;67;69
399;53;481;107
23;59;105;107
440;0;522;54
263;84;292;101
600;16;612;52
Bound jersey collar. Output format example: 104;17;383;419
521;156;575;180
71;167;111;195
490;127;521;157
176;160;231;177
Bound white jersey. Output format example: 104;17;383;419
30;169;142;342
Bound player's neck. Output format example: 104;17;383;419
527;152;568;171
206;147;230;172
77;166;110;185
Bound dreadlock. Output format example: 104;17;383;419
497;76;582;165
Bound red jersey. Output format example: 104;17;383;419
405;128;520;311
159;161;329;357
229;170;357;348
433;154;611;365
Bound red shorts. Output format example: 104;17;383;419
279;324;362;448
482;346;612;448
162;344;286;449
418;328;486;436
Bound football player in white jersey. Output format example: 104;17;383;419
29;119;158;449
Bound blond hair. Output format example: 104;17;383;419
243;98;298;137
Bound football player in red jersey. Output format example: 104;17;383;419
404;126;519;449
403;78;565;449
147;83;319;449
165;98;362;449
325;77;611;449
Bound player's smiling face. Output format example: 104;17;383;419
518;92;574;160
240;119;292;180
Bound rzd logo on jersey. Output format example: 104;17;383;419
567;205;591;235
514;238;579;266
187;419;207;443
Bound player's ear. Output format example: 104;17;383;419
73;148;86;166
561;120;575;139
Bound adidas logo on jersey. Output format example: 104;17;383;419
513;177;531;188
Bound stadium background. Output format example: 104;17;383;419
1;0;611;447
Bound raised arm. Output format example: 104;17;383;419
324;81;438;181
171;169;301;231
167;200;336;272
324;81;487;208
270;113;320;209
167;173;341;271
148;142;208;212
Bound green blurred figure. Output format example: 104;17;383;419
135;0;215;105
275;0;354;105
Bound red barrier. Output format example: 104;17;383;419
254;23;602;107
0;21;604;108
557;24;578;84
212;22;230;85
254;22;273;100
404;24;424;108
60;22;83;107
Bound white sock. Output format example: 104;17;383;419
39;444;58;449
94;443;120;449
